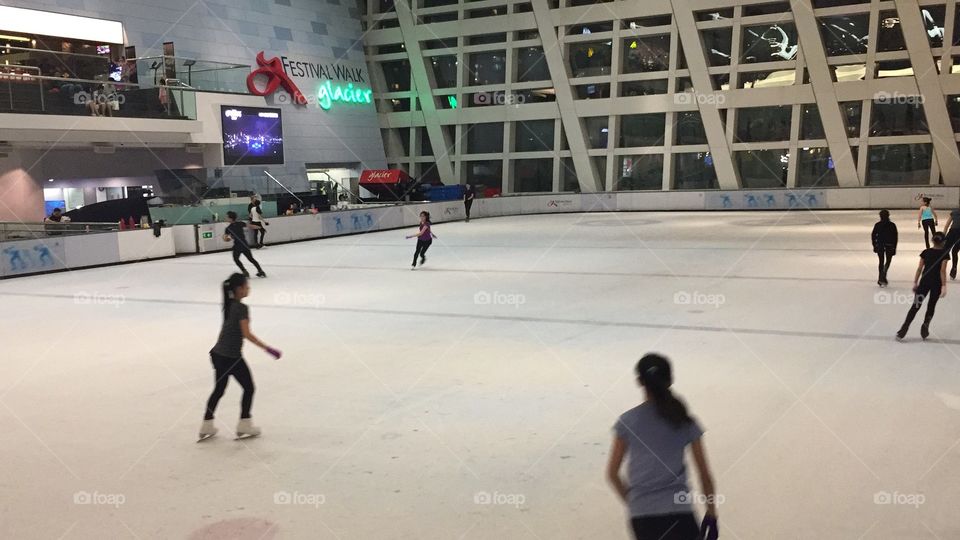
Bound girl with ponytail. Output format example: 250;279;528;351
199;273;282;441
606;353;719;540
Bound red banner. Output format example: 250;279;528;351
359;169;410;185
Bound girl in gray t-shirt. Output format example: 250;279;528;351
606;353;718;540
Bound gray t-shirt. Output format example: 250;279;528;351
613;402;704;517
210;302;249;358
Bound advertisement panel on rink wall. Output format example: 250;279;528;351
705;190;826;210
0;238;66;277
322;209;380;236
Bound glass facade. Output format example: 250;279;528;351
365;0;958;192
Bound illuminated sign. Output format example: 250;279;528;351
247;51;373;111
317;81;373;110
247;52;308;106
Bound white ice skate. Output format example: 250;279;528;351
197;419;218;442
235;418;261;440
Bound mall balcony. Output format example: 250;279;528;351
0;46;248;145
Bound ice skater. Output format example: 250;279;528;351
224;211;266;278
406;211;436;269
940;207;960;279
199;273;282;441
248;196;267;248
607;353;718;540
918;197;938;248
897;232;949;341
871;209;898;287
463;184;475;222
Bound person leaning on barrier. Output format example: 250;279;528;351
44;208;70;236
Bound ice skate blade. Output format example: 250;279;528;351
197;434;216;442
234;433;260;441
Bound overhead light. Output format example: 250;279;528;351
48;178;54;182
0;35;30;42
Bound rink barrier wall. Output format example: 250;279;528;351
1;186;955;277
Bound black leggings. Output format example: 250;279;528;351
947;231;960;274
464;200;473;219
900;282;942;333
250;222;266;247
630;513;699;540
876;249;894;282
413;239;431;266
233;247;264;275
922;219;936;248
205;352;255;420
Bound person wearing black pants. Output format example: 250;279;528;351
407;211;437;269
917;197;938;248
897;232;949;341
941;208;960;280
248;196;267;248
463;184;475;222
871;209;898;287
199;273;281;441
224;211;266;278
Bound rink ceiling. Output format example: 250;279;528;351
0;211;958;539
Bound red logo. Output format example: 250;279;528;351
246;52;308;106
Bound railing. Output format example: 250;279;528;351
133;55;250;94
0;222;119;243
0;73;198;120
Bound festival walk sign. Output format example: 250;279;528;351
246;51;373;111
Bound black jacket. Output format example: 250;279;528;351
872;220;898;253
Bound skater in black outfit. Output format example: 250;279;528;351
406;211;436;269
248;196;267;248
607;354;718;540
463;184;475;222
199;273;282;441
941;207;960;279
871;209;898;287
897;232;949;341
917;197;938;248
224;211;266;278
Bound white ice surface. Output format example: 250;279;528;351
1;210;958;539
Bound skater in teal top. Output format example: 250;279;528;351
918;197;939;249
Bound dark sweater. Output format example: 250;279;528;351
871;220;898;252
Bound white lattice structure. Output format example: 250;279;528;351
359;0;960;194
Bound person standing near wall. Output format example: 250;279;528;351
871;210;898;287
463;184;475;222
918;197;938;249
607;353;719;540
224;211;266;278
248;196;268;249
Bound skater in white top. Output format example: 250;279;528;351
198;273;282;441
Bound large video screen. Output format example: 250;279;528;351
221;106;284;166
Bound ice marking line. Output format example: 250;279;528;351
0;291;952;345
168;260;902;284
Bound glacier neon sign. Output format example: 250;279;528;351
317;81;373;111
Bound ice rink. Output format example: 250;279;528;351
2;210;959;540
